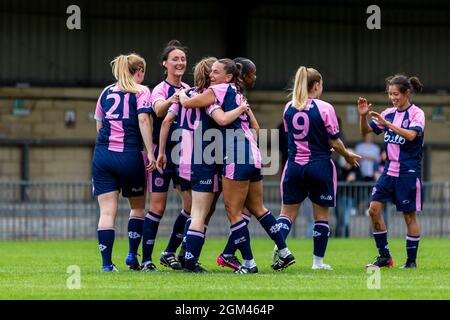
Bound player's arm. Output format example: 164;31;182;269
209;100;250;126
246;107;260;139
369;111;419;141
156;112;176;173
329;138;361;168
138;113;156;172
179;89;216;109
357;97;374;134
96;121;103;133
154;94;179;117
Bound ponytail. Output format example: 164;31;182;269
292;66;322;111
110;53;146;93
409;76;423;93
385;74;423;94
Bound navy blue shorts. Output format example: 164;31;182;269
144;146;190;193
281;159;337;207
92;147;146;197
223;163;262;182
191;173;221;193
371;173;423;212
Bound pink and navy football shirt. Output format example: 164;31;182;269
369;104;425;177
95;84;152;152
169;88;220;181
151;80;190;147
207;83;262;169
283;98;340;165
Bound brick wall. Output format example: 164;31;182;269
1;87;449;181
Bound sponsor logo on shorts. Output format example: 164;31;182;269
155;177;164;187
132;187;143;192
199;179;212;185
320;195;333;201
402;200;410;204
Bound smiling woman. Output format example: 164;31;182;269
139;40;193;272
358;74;425;269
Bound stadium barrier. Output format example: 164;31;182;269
0;180;448;240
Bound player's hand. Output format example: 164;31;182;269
169;92;180;104
369;111;389;127
156;154;167;174
178;89;187;105
357;97;372;116
146;152;156;172
344;151;362;168
239;98;250;113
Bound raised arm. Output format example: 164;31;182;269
179;89;216;109
138;113;156;172
357;97;374;135
369;111;419;141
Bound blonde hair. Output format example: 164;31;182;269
292;66;322;111
110;53;147;93
193;57;217;91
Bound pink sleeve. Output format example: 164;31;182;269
151;83;167;104
169;103;180;116
283;102;290;132
409;107;425;132
209;83;229;106
136;87;152;113
94;86;111;121
317;101;340;139
206;103;222;116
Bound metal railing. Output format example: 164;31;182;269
0;180;449;240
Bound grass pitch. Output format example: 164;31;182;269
0;238;449;300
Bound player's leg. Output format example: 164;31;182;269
366;174;395;268
245;179;295;271
125;194;146;270
97;191;119;272
307;160;337;270
140;154;174;271
401;212;420;268
183;191;215;272
311;203;332;270
222;176;257;273
398;176;422;268
160;180;191;270
271;203;300;264
366;200;394;268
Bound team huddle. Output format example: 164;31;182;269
92;40;425;273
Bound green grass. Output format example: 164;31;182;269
0;238;449;299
